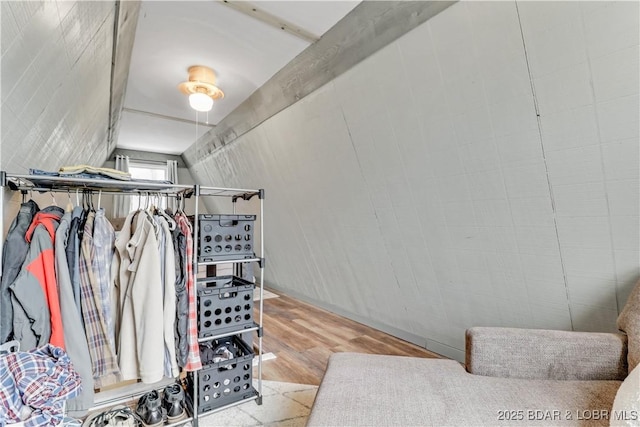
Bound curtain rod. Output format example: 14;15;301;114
114;155;177;166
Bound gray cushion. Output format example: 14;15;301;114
618;278;640;373
466;327;627;380
308;353;621;426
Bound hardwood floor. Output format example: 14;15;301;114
255;290;442;385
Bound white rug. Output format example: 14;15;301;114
254;288;279;301
197;380;318;426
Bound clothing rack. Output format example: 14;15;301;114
0;171;266;427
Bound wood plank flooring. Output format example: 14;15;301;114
255;290;442;385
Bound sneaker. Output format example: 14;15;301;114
162;383;187;422
135;390;165;427
83;406;138;427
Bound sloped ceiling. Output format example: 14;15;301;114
1;0;139;172
0;0;360;169
1;1;451;170
117;0;360;155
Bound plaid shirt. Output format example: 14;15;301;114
79;211;121;388
0;345;81;426
93;209;116;346
176;214;202;371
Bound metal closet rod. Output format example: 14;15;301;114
2;173;262;199
15;187;194;198
3;173;192;191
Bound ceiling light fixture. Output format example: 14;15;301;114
178;65;224;112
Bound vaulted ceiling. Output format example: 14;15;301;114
117;1;360;155
0;0;451;172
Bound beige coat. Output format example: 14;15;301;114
112;211;164;383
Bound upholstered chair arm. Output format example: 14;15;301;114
465;327;628;381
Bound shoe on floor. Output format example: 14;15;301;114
83;405;138;427
135;390;165;427
163;382;187;422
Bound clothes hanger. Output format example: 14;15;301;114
144;193;159;233
66;190;73;213
176;193;187;216
50;192;58;207
156;192;177;230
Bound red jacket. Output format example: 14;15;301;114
23;208;65;349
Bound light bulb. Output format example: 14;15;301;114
189;92;214;112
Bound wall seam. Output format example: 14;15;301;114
426;4;489;330
337;97;399;319
578;4;621;315
394;38;448;333
514;1;574;330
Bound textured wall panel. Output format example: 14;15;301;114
2;1;114;173
2;1;140;245
188;1;639;359
1;0;139;174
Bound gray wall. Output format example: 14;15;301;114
1;0;138;231
1;1;132;172
2;1;110;235
188;1;639;360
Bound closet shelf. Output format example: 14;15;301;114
93;378;178;411
1;174;264;200
2;172;194;195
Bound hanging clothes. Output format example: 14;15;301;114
9;206;65;350
79;210;121;388
93;208;116;346
54;211;94;416
113;210;165;383
175;213;202;372
66;205;85;317
172;223;188;368
0;199;39;344
0;344;82;427
155;215;179;378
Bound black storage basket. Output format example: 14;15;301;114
197;276;255;338
198;214;256;262
188;336;258;414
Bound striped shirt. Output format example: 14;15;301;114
176;213;202;371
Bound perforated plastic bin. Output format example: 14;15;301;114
198;214;256;262
197;276;255;338
187;336;258;414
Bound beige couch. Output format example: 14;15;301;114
308;281;640;426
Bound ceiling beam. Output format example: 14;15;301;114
183;1;456;168
107;0;141;159
219;0;319;44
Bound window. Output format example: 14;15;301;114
128;161;167;211
129;162;167;181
